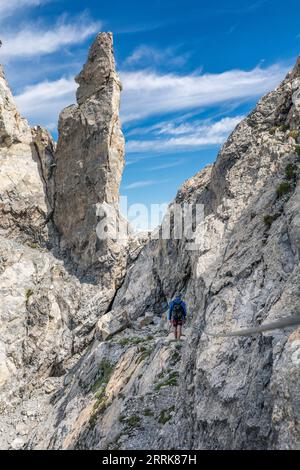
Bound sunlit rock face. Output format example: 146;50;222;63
53;33;126;278
0;66;54;246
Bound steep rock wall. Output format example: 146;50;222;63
36;53;300;451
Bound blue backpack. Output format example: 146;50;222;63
172;302;185;321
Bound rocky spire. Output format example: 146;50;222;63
0;65;53;244
75;32;118;105
53;33;126;276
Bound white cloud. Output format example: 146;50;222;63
0;0;47;20
0;15;101;59
126;116;244;153
156;115;244;136
120;64;288;123
124;179;170;189
123;45;188;68
13;61;287;142
126;105;241;137
126;136;221;153
125;46;165;66
15;77;77;128
148;159;185;170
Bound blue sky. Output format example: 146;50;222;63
1;0;299;228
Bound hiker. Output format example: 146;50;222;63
168;294;187;340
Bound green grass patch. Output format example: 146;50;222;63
276;181;291;198
136;347;154;364
94;388;105;399
118;337;145;347
89;413;98;428
263;213;281;229
269;124;290;135
278;123;289;132
126;415;141;428
154;372;179;391
27;241;39;249
288;130;299;140
89;394;109;428
92;394;107;412
25;289;34;302
294;145;300;158
285;163;297;180
143;408;154;417
92;359;114;392
158;406;175;425
118;335;155;348
170;350;181;365
119;414;141;433
157;371;165;380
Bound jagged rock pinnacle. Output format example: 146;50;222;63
53;32;126;276
75;32;119;105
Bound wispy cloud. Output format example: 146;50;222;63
148;159;185;171
126;115;244;153
123;45;189;68
12;61;287;142
244;0;268;12
0;0;48;20
124;179;170;189
212;0;268;15
114;22;164;35
120;64;288;123
156;115;244;136
15;77;77;128
0;14;101;59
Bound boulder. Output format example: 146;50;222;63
138;312;154;328
96;309;130;340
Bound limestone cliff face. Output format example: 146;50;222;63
0;34;300;450
0;66;31;146
53;33;126;276
0;66;54;245
100;57;300;450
